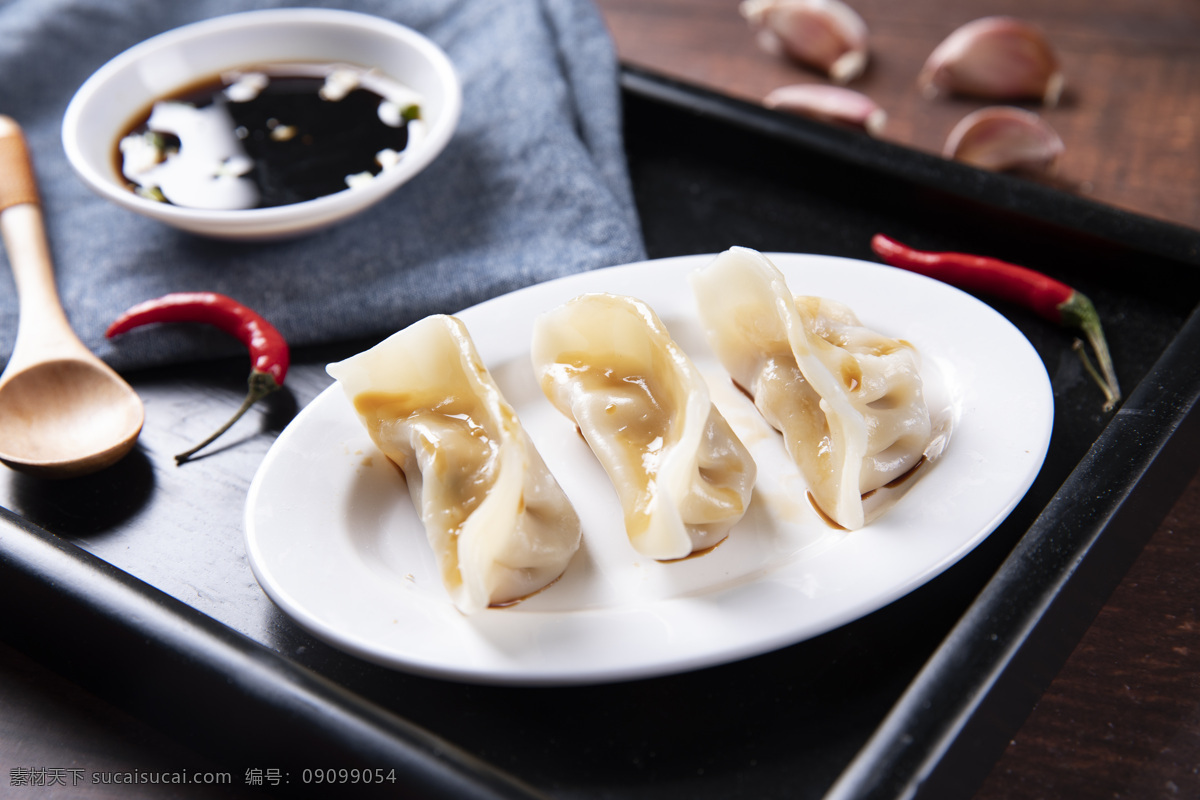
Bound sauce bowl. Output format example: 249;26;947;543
61;8;461;240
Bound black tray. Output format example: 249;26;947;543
3;67;1199;800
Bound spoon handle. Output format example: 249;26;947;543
0;116;89;373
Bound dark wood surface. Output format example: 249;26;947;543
974;472;1200;798
2;1;1198;798
594;0;1200;797
597;0;1200;231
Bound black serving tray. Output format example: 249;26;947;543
2;67;1199;800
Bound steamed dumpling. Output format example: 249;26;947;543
531;293;756;560
691;247;933;530
327;315;581;614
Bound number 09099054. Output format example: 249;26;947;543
301;768;397;784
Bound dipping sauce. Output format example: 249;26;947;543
116;63;424;210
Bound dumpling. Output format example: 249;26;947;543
691;247;933;530
531;293;756;560
327;315;581;614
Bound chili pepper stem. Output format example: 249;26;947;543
1058;292;1121;411
1072;340;1117;412
175;371;281;464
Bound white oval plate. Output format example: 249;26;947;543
245;253;1053;685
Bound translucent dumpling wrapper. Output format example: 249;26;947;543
327;315;582;614
531;293;757;561
691;247;935;530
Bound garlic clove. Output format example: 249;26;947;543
943;106;1064;173
919;16;1064;106
740;0;869;84
764;84;886;136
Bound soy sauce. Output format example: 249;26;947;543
116;64;422;210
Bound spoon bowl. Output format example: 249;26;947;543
0;359;144;478
0;116;144;478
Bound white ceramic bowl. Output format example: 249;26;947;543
61;8;461;240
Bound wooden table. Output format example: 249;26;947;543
595;0;1200;797
2;2;1198;798
598;0;1200;231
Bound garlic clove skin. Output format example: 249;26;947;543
919;16;1064;106
764;84;886;136
740;0;869;84
943;106;1065;173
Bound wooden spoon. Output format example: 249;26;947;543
0;116;144;478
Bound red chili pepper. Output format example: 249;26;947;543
870;233;1121;410
106;292;290;462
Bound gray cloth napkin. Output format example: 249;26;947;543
0;0;645;372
